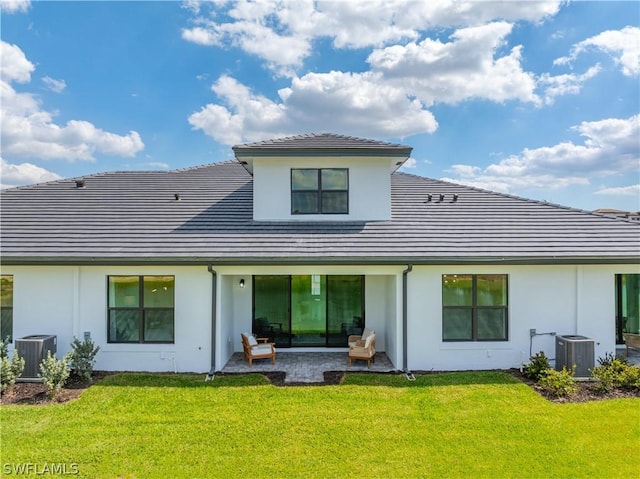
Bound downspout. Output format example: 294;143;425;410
206;265;217;380
402;264;415;380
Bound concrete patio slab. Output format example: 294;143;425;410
221;351;397;383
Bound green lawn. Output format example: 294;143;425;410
1;372;638;478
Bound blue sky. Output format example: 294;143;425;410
1;0;638;212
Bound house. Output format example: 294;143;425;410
1;133;639;374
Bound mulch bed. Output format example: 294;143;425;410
509;369;640;403
2;369;638;405
0;371;111;405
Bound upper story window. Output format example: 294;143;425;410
442;274;508;341
107;275;175;343
291;168;348;214
1;275;13;342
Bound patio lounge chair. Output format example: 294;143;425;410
623;333;640;357
348;333;376;368
348;327;375;348
241;333;276;367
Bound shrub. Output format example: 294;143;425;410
538;366;577;398
0;338;25;394
69;337;100;382
591;356;640;393
619;365;640;390
597;352;627;368
0;337;8;359
39;351;71;399
523;351;550;381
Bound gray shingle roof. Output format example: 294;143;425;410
233;133;412;157
1;161;639;265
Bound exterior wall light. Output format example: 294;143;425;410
239;279;245;288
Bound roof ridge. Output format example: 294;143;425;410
2;160;242;191
233;132;411;150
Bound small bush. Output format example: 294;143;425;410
69;337;100;382
597;352;627;368
538;366;577;398
619;365;640;390
523;351;550;381
0;339;25;394
0;337;8;359
591;356;640;393
39;351;71;399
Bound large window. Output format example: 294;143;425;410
1;275;13;342
108;276;175;343
291;168;348;214
442;274;508;341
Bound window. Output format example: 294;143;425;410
442;274;508;341
291;168;348;214
107;276;175;343
0;275;13;342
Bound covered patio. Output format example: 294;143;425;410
221;351;397;383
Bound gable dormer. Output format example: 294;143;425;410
233;133;412;222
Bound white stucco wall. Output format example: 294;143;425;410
252;156;392;221
3;263;635;374
5;265;212;373
405;264;639;372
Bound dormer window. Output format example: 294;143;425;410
291;168;348;214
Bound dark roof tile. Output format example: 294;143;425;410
1;160;638;264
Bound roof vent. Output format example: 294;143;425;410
452;194;459;202
424;194;432;203
174;193;181;201
439;194;445;202
75;179;85;188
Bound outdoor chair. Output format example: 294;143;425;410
254;317;283;337
622;333;640;357
348;327;375;348
241;332;276;367
348;333;376;368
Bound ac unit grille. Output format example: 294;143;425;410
555;335;594;378
15;335;57;379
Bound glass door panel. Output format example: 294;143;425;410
327;275;364;346
291;275;326;346
616;274;640;343
253;276;290;347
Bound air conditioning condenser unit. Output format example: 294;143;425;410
15;335;57;379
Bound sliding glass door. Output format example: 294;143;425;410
291;275;327;346
616;274;640;343
327;275;364;346
253;275;364;347
253;275;290;346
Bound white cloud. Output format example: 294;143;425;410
399;157;417;170
42;76;67;93
0;157;62;188
184;3;596;146
0;0;30;14
368;22;539;106
595;184;640;197
539;65;601;104
0;41;144;161
555;26;640;76
189;73;437;144
0;41;34;83
182;0;562;71
443;114;640;192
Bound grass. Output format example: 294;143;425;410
1;371;638;478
